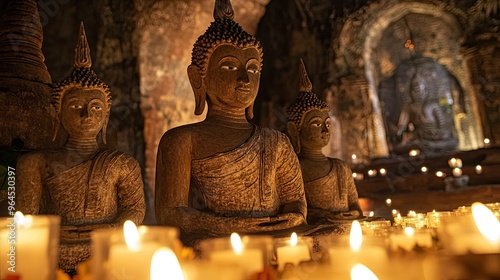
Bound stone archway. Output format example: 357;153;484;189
335;0;483;161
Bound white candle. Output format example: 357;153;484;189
379;168;387;176
409;149;420;157
328;221;388;272
0;213;59;280
150;247;184;280
106;221;166;280
475;165;483;175
385;198;392;207
452;168;462;177
351;154;359;164
276;232;310;270
421;166;428;173
209;233;264;277
367;170;377;177
389;228;433;251
448;158;463;168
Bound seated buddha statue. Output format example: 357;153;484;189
155;0;307;244
16;23;145;274
286;60;362;225
395;73;458;155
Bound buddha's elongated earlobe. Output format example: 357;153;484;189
52;117;60;142
101;116;108;145
245;102;254;119
287;121;300;154
188;64;206;115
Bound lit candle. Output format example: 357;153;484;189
389;227;433;251
448;158;463;168
369;211;375;217
150;247;184;280
409;149;420;157
421;166;428;173
328;221;388;272
209;233;264;277
475;165;483;175
367;169;377;177
352;172;364;180
435;171;445;178
379;168;386;176
385;198;392;207
440;202;500;254
107;221;164;280
351;154;359;164
276;232;311;270
351;263;379;280
0;212;60;280
452;168;462;177
484;138;491;147
407;210;417;218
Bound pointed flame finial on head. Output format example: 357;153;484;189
214;0;234;21
299;59;312;93
74;21;92;68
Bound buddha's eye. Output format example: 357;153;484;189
71;104;83;109
247;68;259;74
221;65;238;71
313;123;321;127
92;105;102;110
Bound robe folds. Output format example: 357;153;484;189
190;127;306;217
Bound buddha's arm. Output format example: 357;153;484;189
397;104;411;137
155;130;280;236
16;153;44;215
114;157;146;226
275;136;307;226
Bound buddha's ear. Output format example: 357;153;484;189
101;117;108;145
287;122;300;154
187;64;206;115
245;102;254;120
51;117;60;142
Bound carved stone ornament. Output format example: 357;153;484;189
155;0;311;246
287;60;363;225
16;22;145;274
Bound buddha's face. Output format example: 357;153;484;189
60;88;107;139
204;44;261;110
299;109;331;150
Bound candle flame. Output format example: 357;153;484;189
471;202;500;244
290;232;298;247
150;247;185;280
230;232;243;255
404;227;415;237
350;263;379;280
14;211;32;227
124;220;140;252
350;220;362;252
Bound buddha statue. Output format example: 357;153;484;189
395;73;458;155
16;23;145;274
286;60;362;225
155;0;307;244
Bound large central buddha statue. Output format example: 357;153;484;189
16;23;145;274
155;0;307;244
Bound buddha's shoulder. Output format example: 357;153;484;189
329;157;351;169
17;151;48;166
158;124;201;146
259;127;289;141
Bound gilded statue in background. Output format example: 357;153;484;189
16;23;145;274
155;0;307;244
287;60;362;225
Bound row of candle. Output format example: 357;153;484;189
351;156;485;181
1;201;499;280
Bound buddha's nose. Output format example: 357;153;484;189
81;106;89;118
237;69;250;84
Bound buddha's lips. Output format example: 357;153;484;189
236;87;250;93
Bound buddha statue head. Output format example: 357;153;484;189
51;22;112;143
187;0;263;119
287;60;330;154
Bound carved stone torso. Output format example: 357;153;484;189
190;126;304;217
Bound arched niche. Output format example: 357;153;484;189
335;1;483;161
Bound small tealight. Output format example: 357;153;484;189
369;211;374;217
435;171;445;178
421;166;428;173
409;149;420;157
379;168;387;176
452;168;462;177
484;138;490;147
352;172;364;180
386;198;392;207
367;169;377;177
475;165;483;175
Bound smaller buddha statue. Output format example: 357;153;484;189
286;60;362;225
16;23;145;274
155;0;307;245
395;73;458;155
